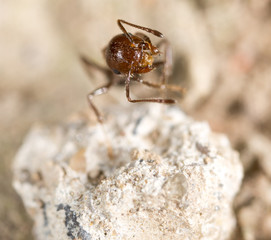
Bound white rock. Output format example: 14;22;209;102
13;104;243;240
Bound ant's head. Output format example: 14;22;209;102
135;34;160;56
136;37;162;72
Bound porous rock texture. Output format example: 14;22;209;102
13;105;243;240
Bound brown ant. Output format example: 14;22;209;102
81;19;185;123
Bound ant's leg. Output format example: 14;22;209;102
81;56;113;80
151;39;186;96
155;39;173;86
131;78;186;94
125;70;175;104
81;56;116;122
81;57;116;158
87;81;116;159
117;19;163;44
87;80;114;123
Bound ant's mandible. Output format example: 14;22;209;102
81;19;185;123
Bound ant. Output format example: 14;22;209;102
81;19;185;123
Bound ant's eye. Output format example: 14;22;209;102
140;42;149;50
112;69;121;74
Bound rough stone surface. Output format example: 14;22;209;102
13;105;243;240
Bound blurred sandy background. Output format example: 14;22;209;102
1;0;271;239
